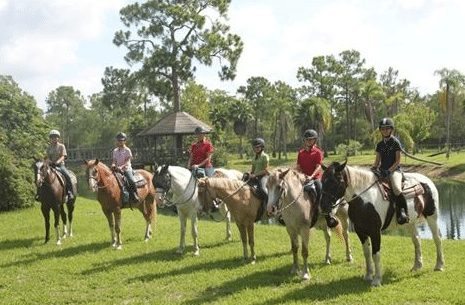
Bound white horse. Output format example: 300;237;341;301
321;161;445;286
152;165;240;255
266;168;351;280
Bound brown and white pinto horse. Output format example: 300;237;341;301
266;168;349;280
34;158;76;245
84;159;157;249
198;177;264;264
320;161;444;286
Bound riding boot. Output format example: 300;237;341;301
66;180;74;200
395;193;409;225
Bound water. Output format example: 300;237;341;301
416;181;465;240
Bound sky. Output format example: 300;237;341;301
1;0;465;111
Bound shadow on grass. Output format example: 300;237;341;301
0;241;109;268
0;237;36;251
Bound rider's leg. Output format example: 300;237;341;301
124;169;139;202
391;171;409;224
58;165;74;199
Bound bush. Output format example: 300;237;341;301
212;145;228;167
336;140;363;156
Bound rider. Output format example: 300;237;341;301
372;117;409;224
111;132;139;204
246;137;269;201
46;129;74;200
188;126;215;177
297;129;338;228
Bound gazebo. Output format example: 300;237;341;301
134;111;212;166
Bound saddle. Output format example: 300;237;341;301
376;177;426;220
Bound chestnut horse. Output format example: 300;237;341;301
198;177;264;264
84;159;157;249
320;161;444;286
33;159;76;245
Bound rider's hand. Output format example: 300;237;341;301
192;164;199;170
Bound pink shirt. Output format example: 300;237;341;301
112;146;133;170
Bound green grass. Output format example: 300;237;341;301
1;197;464;304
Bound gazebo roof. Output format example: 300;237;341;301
137;111;212;137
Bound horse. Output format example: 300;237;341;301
265;168;349;280
33;158;76;245
320;161;445;286
84;159;157;249
198;176;264;263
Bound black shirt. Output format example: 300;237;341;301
375;136;402;170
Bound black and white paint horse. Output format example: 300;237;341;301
320;161;444;286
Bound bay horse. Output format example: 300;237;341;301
266;168;349;280
320;161;445;286
197;176;264;264
33;158;76;245
84;159;157;249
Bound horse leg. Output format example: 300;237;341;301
287;229;300;275
177;209;187;254
357;231;374;283
139;199;154;241
301;227;311;280
52;206;62;245
323;225;332;265
370;233;382;287
41;205;51;244
341;216;353;262
246;223;256;264
224;208;232;241
190;212;200;256
407;223;423;271
59;203;68;239
426;214;445;271
103;209;116;247
66;200;75;237
114;210;123;250
237;224;249;262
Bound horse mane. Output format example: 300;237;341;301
207;177;244;191
345;165;376;188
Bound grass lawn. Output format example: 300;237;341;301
0;197;464;305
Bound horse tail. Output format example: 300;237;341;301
421;182;436;217
332;219;345;243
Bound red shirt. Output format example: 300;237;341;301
297;146;323;179
190;139;214;168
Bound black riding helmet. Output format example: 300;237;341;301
251;137;265;148
379;117;394;129
116;132;127;141
303;129;318;139
194;126;208;134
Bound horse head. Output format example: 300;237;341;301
152;164;171;195
266;168;290;215
321;161;348;210
33;158;45;187
84;159;103;192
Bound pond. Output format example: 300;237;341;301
416;181;465;240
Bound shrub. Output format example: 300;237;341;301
336;140;363;156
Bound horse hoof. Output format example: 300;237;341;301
434;266;444;271
371;279;382;287
176;248;184;255
302;273;311;281
56;240;62;246
193;250;200;256
116;245;123;250
324;257;332;265
346;255;353;263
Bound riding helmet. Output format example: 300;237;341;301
379;117;394;129
49;129;61;137
116;132;127;141
303;129;318;139
194;126;208;134
251;137;265;148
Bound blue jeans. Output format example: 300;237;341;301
123;168;137;192
56;164;74;195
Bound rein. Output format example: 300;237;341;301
204;177;250;203
159;173;197;207
273;179;304;215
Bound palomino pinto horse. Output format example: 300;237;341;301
266;168;349;280
321;161;445;286
33;159;76;245
198;177;264;263
84;159;157;249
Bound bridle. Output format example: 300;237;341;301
87;166;108;191
155;171;197;207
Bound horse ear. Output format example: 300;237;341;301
321;163;328;171
162;164;169;172
279;168;290;179
95;159;100;165
335;159;347;172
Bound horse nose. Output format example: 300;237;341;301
267;205;276;216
